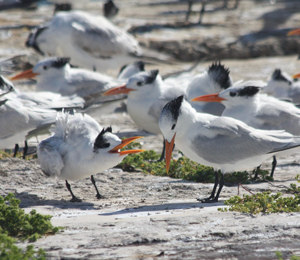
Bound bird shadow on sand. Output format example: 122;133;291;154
99;201;224;216
16;192;97;210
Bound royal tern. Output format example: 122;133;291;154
0;75;84;156
186;61;233;115
10;57;121;97
264;69;300;104
191;80;300;177
0;77;57;156
37;111;144;202
25;10;142;71
159;95;300;202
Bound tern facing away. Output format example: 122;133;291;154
191;80;300;178
37;111;144;202
264;69;300;104
25;10;141;71
159;95;300;203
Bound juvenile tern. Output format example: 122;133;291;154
159;95;300;203
38;111;144;202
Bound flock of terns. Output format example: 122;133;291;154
1;3;300;203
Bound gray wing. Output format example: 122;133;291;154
192;117;293;164
255;102;300;133
71;18;140;58
37;138;64;178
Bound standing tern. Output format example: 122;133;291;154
159;95;300;203
38;111;144;202
191;80;300;178
25;10;142;71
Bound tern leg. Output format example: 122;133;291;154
198;171;219;203
185;0;193;22
270;156;277;178
198;2;206;24
13;144;19;157
155;139;166;163
213;173;224;203
253;165;260;180
22;141;28;159
91;175;105;199
65;180;82;202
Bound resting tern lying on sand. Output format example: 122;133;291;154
25;10;142;71
38;111;144;202
159;95;300;203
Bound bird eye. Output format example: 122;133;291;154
171;124;176;130
229;92;236;97
137;81;143;87
43;66;47;70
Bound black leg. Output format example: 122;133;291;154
270;155;277;178
65;180;82;202
155;139;166;163
253;165;260;180
213;173;224;202
185;0;193;22
198;2;206;24
13;144;19;157
22;141;28;159
91;175;105;199
198;171;219;203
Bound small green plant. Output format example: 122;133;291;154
0;193;60;242
276;251;300;260
288;175;300;195
0;233;46;260
0;193;62;259
0;150;36;161
218;191;300;214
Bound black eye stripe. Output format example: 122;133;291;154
229;92;236;97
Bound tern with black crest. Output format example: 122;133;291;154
159;95;300;203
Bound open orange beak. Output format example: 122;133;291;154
103;84;135;96
191;93;226;103
10;69;39;81
109;136;145;156
165;134;176;173
293;73;300;79
287;28;300;36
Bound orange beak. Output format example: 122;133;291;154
10;69;39;81
287;28;300;36
293;73;300;79
191;93;226;103
165;134;176;173
103;84;135;96
109;136;145;156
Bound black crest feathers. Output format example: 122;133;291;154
145;70;159;84
94;126;112;149
208;61;231;90
52;57;71;68
272;69;292;85
163;95;184;122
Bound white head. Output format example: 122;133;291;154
117;61;145;80
264;69;292;97
103;69;161;97
159;95;186;172
10;57;71;81
92;126;145;169
190;80;265;109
